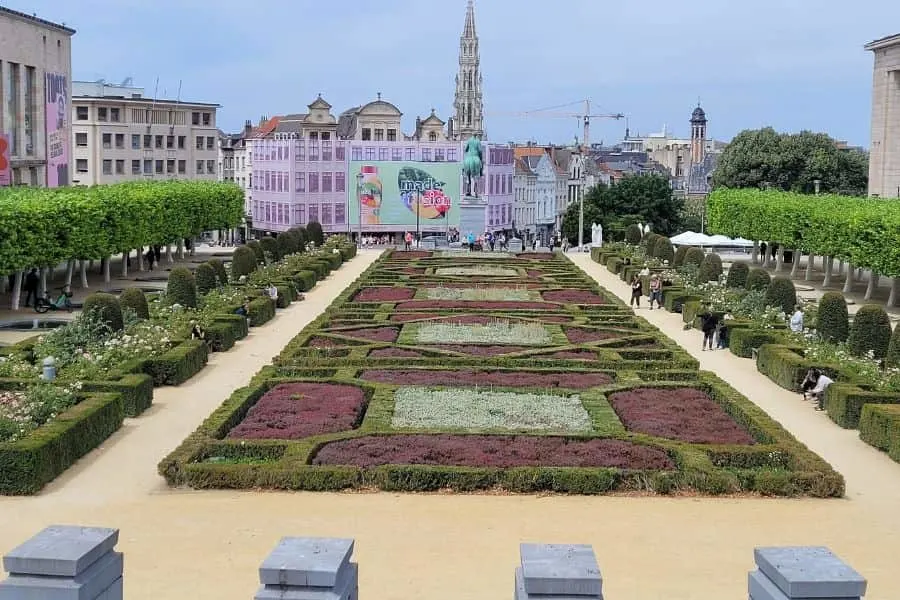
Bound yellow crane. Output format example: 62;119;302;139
486;99;624;147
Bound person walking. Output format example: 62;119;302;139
629;275;643;308
404;231;413;251
23;268;39;307
648;274;662;309
699;303;719;351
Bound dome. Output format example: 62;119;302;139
691;105;707;122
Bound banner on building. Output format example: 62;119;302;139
45;73;69;187
0;134;9;186
347;160;461;229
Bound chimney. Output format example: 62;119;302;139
244;120;252;136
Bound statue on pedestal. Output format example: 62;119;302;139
462;136;484;198
596;223;603;247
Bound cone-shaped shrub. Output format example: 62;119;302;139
196;262;218;295
683;246;705;269
698;253;722;282
886;323;900;368
277;230;300;258
259;237;279;262
817;292;849;343
82;292;124;332
673;245;690;267
167;267;197;308
119;288;149;320
764;276;796;314
625;224;642;245
291;227;308;252
745;268;771;291
231;246;258;278
246;240;264;264
848;304;893;359
307;221;325;247
724;262;748;288
652;237;675;264
641;232;660;253
207;258;228;286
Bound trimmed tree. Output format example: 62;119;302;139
259;237;279;262
673;245;690;267
652;236;675;264
246;240;264;265
291;227;309;252
195;262;218;295
765;276;797;314
231;245;258;279
307;221;325;247
817;292;849;343
207;258;228;286
726;261;750;288
277;230;300;258
746;268;771;291
848;304;893;359
119;287;150;320
683;246;705;269
167;267;198;308
82;292;124;332
886;322;900;368
625;224;642;245
698;253;722;282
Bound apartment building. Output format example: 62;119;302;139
0;6;74;187
70;80;220;185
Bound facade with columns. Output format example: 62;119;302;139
866;33;900;198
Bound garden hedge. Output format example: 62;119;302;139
625;224;642;245
745;268;771;291
817;292;849;343
80;374;154;418
726;262;750;288
728;328;784;359
293;270;318;292
756;344;842;391
847;304;892;359
307;221;325;246
683;247;705;268
231;246;258;278
698;253;722;282
82;293;124;332
119;288;150;320
765;277;796;315
859;404;900;462
195;263;218;295
824;383;900;429
208;258;229;286
673;245;690;267
205;315;250;352
887;322;900;369
248;297;276;327
167;267;198;309
141;339;210;386
260;237;279;262
246;240;264;265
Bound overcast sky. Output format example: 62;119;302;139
15;0;900;146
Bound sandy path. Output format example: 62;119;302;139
0;249;898;599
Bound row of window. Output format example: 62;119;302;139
1;60;38;157
488;174;514;196
75;106;213;127
253;170;347;194
349;146;458;162
255;142;345;163
252;143;460;164
253;202;346;227
360;128;397;142
74;132;217;151
488;147;514;166
75;158;217;176
487;203;513;227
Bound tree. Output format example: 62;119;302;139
817;292;849;343
82;293;124;332
711;128;868;196
848;305;892;359
167;267;198;308
561;174;684;244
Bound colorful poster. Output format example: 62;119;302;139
347;160;461;229
0;134;9;186
45;73;69;187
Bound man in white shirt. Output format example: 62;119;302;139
789;305;804;333
803;368;833;411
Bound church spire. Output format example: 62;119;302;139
453;0;484;140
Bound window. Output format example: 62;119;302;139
391;147;402;161
335;145;345;161
361;128;371;141
131;134;140;149
143;135;151;149
387;129;396;142
102;160;112;175
98;107;108;122
167;159;175;174
295;172;306;192
435;149;445;161
24;66;35;155
351;146;362;161
374;129;384;141
110;108;120;122
335;172;345;192
115;134;124;149
508;174;513;193
191;112;200;125
132;160;141;174
102;133;112;149
309;132;318;141
429;132;437;142
206;136;215;150
422;148;432;161
196;160;204;174
308;173;319;192
335;203;345;224
207;159;215;173
322;141;332;161
115;159;125;174
296;141;305;161
308;144;318;161
177;136;185;149
202;112;211;126
196;136;204;150
322;173;332;192
166;135;174;149
308;204;319;223
155;135;164;149
321;132;330;141
76;159;88;173
178;160;186;174
378;147;388;161
75;132;88;147
296;204;306;225
405;147;415;161
155;160;163;174
76;106;89;120
448;148;457;161
322;204;332;224
365;147;375;160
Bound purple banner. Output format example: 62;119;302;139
45;73;68;187
0;134;9;186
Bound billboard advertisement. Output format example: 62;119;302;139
347;160;461;229
0;134;9;186
45;73;69;187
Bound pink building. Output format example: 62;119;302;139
483;143;514;232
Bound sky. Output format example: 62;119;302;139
12;0;900;147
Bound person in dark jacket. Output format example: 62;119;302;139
699;303;719;351
23;268;39;307
629;275;643;308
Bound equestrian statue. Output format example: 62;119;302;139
462;135;484;198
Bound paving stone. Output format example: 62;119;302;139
255;562;358;600
520;544;602;596
515;567;603;600
3;526;119;578
0;551;123;600
754;547;866;599
259;537;354;588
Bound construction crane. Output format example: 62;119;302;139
486;100;624;148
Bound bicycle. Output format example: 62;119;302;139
34;287;74;313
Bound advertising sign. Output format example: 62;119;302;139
0;134;9;186
347;160;461;229
45;73;69;187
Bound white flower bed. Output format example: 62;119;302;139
425;286;533;301
416;321;550;345
435;251;510;259
392;387;592;432
434;266;518;277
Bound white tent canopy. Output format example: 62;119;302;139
669;232;754;248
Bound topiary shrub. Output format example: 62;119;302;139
817;292;849;343
246;240;264;265
119;288;150;320
886;323;900;368
82;292;124;332
259;236;279;262
683;246;705;269
207;258;228;286
277;230;300;258
195;262;218;295
307;221;325;247
848;304;893;359
726;261;750;288
625;224;642;245
745;268;771;292
652;237;675;264
292;227;309;252
640;232;660;253
231;246;258;279
697;253;722;282
167;267;198;308
673;245;690;267
764;276;796;314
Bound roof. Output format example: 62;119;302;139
359;99;402;116
514;157;532;175
691;105;707;123
0;6;75;34
308;96;331;110
514;146;546;159
72;95;220;108
421;109;444;126
865;33;900;51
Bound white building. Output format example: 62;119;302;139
70;80;220;185
533;152;557;241
0;6;74;187
337;95;453;142
513;156;536;237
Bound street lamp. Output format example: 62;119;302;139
356;172;364;245
577;158;587;250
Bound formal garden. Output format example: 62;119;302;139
592;195;900;467
159;250;843;497
0;181;357;494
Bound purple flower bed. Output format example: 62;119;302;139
368;348;428;358
354;287;416;302
341;327;399;342
565;328;620;343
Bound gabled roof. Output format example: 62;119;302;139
0;6;75;34
421;109;444;126
515;157;532;175
308;96;332;110
359;99;402;116
514;146;546;159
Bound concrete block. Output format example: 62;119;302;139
754;547;866;598
748;570;859;600
255;562;358;600
0;551;123;600
95;577;123;600
508;239;523;252
515;567;602;600
520;544;602;597
3;525;119;577
259;537;354;588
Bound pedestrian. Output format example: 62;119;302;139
23;268;39;307
404;231;413;251
467;231;476;252
488;232;495;252
789;305;804;333
630;275;643;308
802;368;833;411
699;303;719;351
145;248;155;270
266;283;278;302
648;274;662;309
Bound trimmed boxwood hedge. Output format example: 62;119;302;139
205;315;250;352
726;262;750;288
817;292;850;343
728;328;785;359
824;383;900;429
248;297;276;327
756;344;842;391
859;404;900;462
80;374;154;418
142;340;210;386
847;304;892;360
293;270;317;292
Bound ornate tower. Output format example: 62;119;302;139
453;0;484;140
690;104;707;164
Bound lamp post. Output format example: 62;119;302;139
356;172;363;245
416;194;421;248
577;158;586;251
